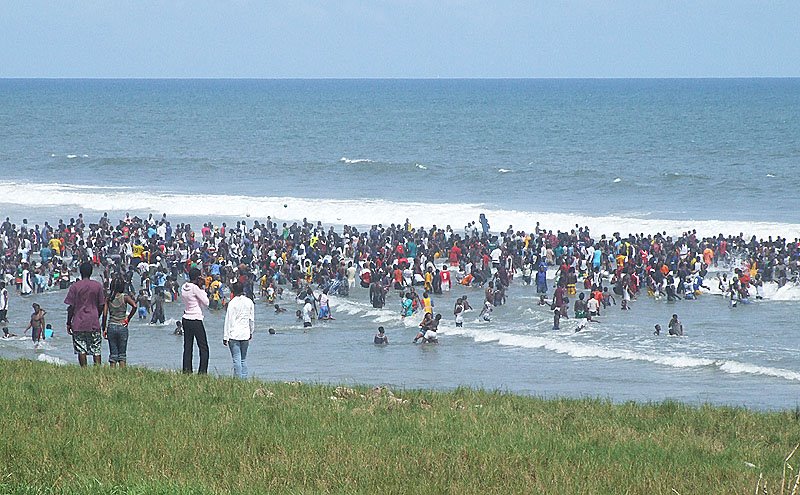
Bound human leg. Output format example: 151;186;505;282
192;321;210;374
229;339;249;378
182;318;195;373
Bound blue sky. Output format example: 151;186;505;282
2;1;798;78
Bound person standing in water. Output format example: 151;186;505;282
25;303;46;344
668;314;683;336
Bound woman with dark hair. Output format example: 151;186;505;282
102;276;137;367
181;267;210;374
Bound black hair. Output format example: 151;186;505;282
79;262;93;279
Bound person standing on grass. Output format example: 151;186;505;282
181;267;210;374
223;282;254;379
102;276;137;368
65;262;106;367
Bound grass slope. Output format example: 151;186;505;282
1;359;798;494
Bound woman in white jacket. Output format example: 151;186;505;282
223;282;255;379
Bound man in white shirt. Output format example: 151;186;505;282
223;282;255;379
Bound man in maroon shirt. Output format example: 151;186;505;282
65;262;106;367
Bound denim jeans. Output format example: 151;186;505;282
107;323;129;363
228;339;249;379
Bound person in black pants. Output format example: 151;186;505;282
181;268;210;374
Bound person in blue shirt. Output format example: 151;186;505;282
535;266;548;294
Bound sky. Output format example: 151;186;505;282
1;1;798;78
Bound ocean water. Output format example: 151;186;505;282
0;78;799;409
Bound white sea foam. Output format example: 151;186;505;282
339;157;374;164
498;168;511;173
441;326;800;382
66;154;78;159
613;177;622;183
415;163;427;170
718;361;800;381
0;180;798;239
37;354;67;365
761;282;800;301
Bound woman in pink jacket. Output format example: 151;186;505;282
181;267;210;374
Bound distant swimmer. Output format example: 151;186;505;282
274;304;287;314
373;326;388;345
668;314;683;336
653;324;661;336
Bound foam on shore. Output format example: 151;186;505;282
1;181;798;239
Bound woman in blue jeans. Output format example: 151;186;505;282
102;277;138;367
223;282;255;379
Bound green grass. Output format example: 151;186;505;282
1;359;799;494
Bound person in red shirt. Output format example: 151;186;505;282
449;244;462;266
440;268;452;291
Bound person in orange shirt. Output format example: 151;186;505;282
703;246;714;266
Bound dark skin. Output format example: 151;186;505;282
25;304;46;341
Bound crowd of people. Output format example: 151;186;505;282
1;211;798;374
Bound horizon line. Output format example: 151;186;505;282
1;76;799;81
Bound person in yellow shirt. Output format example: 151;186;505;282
208;278;222;310
49;237;62;255
132;243;145;260
422;291;433;315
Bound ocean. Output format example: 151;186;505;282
0;78;798;409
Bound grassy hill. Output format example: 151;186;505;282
1;359;798;494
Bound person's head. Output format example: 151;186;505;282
188;267;202;283
377;326;385;334
231;282;243;297
579;292;585;300
32;303;40;311
274;304;280;310
79;261;93;279
112;276;126;295
268;328;276;335
176;321;182;329
672;314;678;320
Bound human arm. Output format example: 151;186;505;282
248;300;254;340
124;295;138;324
223;301;232;345
66;305;74;335
101;302;109;337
